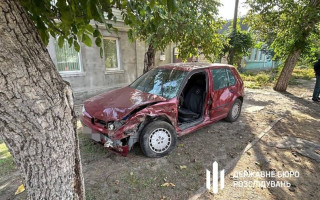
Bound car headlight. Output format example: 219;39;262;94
108;122;115;130
107;121;125;131
82;105;85;115
82;105;91;118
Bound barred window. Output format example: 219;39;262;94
103;38;120;70
53;41;81;72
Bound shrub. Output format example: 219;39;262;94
291;68;315;80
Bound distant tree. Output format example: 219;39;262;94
124;0;225;73
223;22;254;69
246;0;320;91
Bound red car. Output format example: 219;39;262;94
81;63;244;157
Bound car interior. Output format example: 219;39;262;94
178;72;207;129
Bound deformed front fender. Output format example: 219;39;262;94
116;99;178;149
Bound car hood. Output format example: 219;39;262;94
84;86;166;121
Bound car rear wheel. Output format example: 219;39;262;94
140;121;177;158
225;99;242;122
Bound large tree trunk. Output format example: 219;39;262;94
143;44;155;73
273;49;301;92
0;0;85;199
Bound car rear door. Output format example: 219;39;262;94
209;67;236;121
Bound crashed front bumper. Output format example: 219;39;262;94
81;120;129;156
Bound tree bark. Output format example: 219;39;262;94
0;0;85;199
228;0;239;65
273;49;301;92
143;44;155;73
227;49;235;65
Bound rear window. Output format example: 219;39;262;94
227;68;236;86
211;68;236;90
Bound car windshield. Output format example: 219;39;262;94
130;68;187;99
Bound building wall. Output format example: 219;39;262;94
243;48;278;71
155;44;174;66
47;24;172;103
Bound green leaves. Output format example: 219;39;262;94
74;41;80;52
167;0;177;13
125;0;224;61
222;28;254;65
246;0;320;60
20;0;119;51
82;34;92;46
58;36;65;48
95;37;102;47
21;0;223;62
100;47;104;58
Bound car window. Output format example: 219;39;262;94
212;68;229;90
130;68;187;99
226;68;236;86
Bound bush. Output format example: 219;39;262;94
291;68;315;80
256;73;270;85
240;67;315;89
240;71;275;88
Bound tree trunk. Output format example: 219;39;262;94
0;0;85;199
228;49;235;65
236;60;242;71
273;49;301;92
143;44;155;73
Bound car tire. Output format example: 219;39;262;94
225;99;242;122
140;121;177;158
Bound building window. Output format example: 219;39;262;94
103;37;120;70
249;49;255;61
254;50;260;61
247;52;252;61
259;51;264;61
54;40;81;72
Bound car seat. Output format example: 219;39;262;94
178;80;204;123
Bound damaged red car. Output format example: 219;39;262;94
81;63;244;157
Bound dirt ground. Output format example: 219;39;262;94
0;79;319;200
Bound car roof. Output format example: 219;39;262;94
156;62;235;71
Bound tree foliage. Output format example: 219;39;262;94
123;0;225;61
20;0;224;62
19;0;177;55
21;0;121;53
223;22;254;66
246;0;320;60
246;0;320;91
298;32;320;66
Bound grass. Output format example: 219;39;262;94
240;67;315;89
0;141;16;176
79;133;105;154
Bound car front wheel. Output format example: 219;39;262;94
140;121;177;158
226;99;242;122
